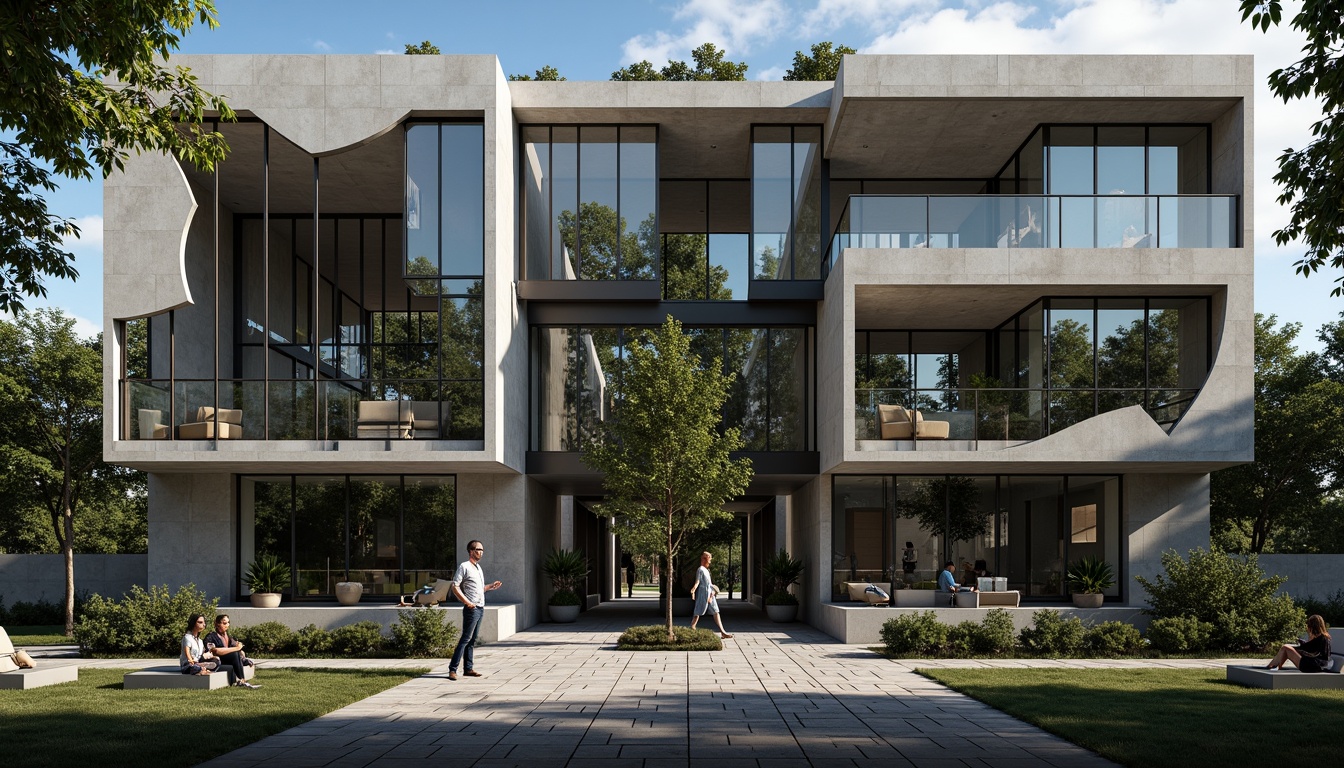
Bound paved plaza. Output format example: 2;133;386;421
52;598;1240;767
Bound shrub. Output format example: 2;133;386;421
1018;610;1084;656
1146;615;1214;654
945;621;980;656
617;625;721;651
3;593;87;625
235;621;296;654
1135;548;1305;651
295;624;333;657
978;609;1018;655
391;609;459;658
330;621;386;655
548;589;582;607
74;584;218;657
880;611;948;656
1084;621;1144;657
1297;590;1344;627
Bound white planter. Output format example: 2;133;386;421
249;592;281;608
765;603;798;622
1072;592;1104;608
335;582;363;605
548;604;580;623
893;589;936;608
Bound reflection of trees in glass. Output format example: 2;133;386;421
896;476;989;550
293;479;346;593
557;203;657;280
1049;318;1096;429
403;479;456;573
250;480;291;565
367;272;483;439
1096;309;1179;414
663;234;733;300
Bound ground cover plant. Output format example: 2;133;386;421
617;624;723;651
0;667;424;768
922;667;1343;768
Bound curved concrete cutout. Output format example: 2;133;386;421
248;106;411;157
103;151;197;321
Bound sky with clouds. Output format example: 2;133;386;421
36;0;1340;349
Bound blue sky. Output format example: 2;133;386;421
37;0;1341;349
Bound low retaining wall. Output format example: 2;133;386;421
816;603;1150;645
0;554;147;606
1258;554;1344;600
220;602;521;642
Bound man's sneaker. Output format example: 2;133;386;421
237;681;260;689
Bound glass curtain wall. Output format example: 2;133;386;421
532;325;812;452
239;474;456;600
752;126;822;280
832;475;1120;601
520;125;658;281
659;179;751;299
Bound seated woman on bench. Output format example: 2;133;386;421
1265;614;1332;671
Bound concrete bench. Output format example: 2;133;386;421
0;665;79;690
1227;652;1344;689
124;663;254;690
979;590;1021;607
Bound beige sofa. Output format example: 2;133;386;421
137;409;169;440
177;406;244;439
979;590;1021;607
357;401;449;439
877;404;950;440
842;581;891;605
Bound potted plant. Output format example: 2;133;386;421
761;548;804;622
1066;555;1114;608
541;548;588;623
245;552;291;608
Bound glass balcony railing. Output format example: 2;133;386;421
123;379;483;442
854;386;1200;444
826;194;1238;273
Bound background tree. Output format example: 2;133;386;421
0;310;131;634
612;42;748;81
404;40;441;54
783;42;857;81
1240;1;1344;294
509;65;565;81
0;0;233;312
583;317;753;641
895;475;989;560
1211;314;1344;552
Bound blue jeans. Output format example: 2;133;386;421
450;605;484;673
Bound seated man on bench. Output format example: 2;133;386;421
938;560;978;603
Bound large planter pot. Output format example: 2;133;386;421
1072;592;1104;609
249;592;281;608
548;603;580;623
672;597;694;617
335;582;363;605
765;603;798;622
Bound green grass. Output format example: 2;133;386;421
4;625;72;646
0;667;425;768
922;667;1344;768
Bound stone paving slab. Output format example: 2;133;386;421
54;599;1242;768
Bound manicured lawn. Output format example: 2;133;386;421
4;625;72;646
0;667;425;768
922;667;1344;768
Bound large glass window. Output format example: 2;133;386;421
405;122;484;280
521;125;658;281
660;179;750;300
239;474;456;600
532;325;812;452
832;474;1120;602
752;125;823;280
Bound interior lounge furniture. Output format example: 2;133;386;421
842;581;891;605
177;406;244;439
357;400;412;439
978;591;1021;607
877;404;951;440
137;409;169;440
357;400;449;439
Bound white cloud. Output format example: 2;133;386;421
375;49;399;55
68;313;101;340
756;65;787;81
802;0;930;35
60;214;103;253
312;40;333;52
621;0;789;65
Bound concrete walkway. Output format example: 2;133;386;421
53;598;1243;767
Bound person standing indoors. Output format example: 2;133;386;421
689;551;732;639
448;539;502;681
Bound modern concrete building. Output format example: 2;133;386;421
103;53;1253;642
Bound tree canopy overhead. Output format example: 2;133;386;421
1240;0;1344;294
612;42;748;81
783;42;857;81
0;0;234;312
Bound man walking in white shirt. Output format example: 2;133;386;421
448;539;502;681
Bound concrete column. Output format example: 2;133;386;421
455;473;526;606
558;495;574;549
147;472;234;600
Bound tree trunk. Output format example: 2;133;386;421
62;497;76;637
665;522;675;643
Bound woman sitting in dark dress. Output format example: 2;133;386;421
1265;614;1332;672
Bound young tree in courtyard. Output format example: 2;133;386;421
583;317;753;641
1239;1;1344;294
0;0;234;311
